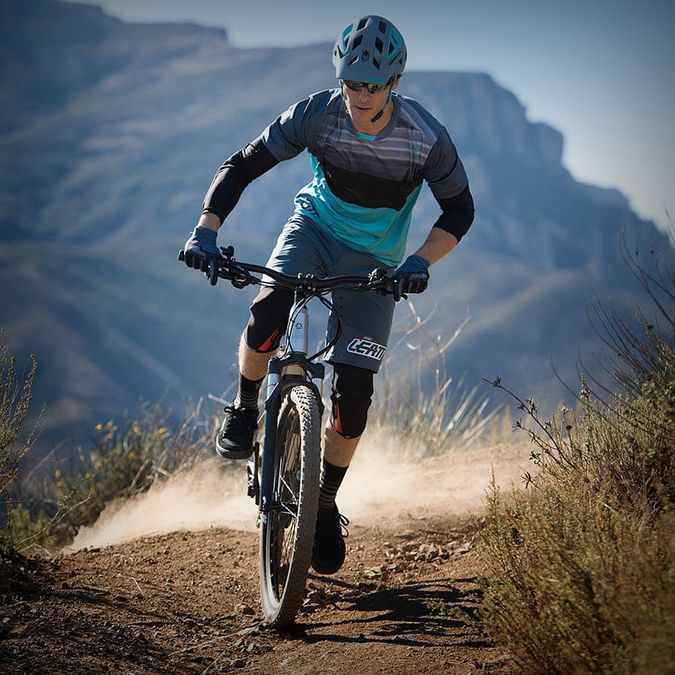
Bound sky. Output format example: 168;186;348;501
67;0;674;231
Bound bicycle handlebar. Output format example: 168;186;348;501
179;245;395;295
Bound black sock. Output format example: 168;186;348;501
318;460;348;510
236;373;263;410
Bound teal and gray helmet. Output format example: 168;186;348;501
332;15;407;84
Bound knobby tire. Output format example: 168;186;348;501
259;385;321;627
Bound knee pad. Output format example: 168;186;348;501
245;287;294;352
330;363;374;438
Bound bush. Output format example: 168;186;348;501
480;240;674;673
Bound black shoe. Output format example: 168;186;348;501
215;404;258;460
311;504;349;575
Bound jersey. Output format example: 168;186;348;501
259;89;469;266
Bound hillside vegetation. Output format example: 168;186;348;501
480;243;674;673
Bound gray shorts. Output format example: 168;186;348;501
265;214;395;373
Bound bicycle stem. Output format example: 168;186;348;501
287;293;309;356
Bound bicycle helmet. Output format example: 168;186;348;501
332;15;407;84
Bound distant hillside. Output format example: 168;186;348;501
1;0;668;454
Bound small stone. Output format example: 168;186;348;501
363;565;386;578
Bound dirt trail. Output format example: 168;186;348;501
1;444;525;674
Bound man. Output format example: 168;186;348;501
183;15;474;575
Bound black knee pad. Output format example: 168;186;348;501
245;287;294;352
330;363;374;438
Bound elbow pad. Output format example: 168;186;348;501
433;186;475;242
202;138;279;223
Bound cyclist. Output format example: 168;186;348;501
183;15;474;575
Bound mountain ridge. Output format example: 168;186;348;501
1;0;668;454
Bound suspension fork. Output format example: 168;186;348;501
258;364;325;516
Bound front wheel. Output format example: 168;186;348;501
259;385;322;627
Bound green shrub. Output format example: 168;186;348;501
6;503;54;550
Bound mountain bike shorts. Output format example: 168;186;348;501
245;214;396;374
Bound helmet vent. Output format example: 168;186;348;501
375;36;383;53
388;29;401;57
357;18;368;30
352;35;363;49
348;55;359;65
378;21;387;33
341;24;353;51
373;57;380;69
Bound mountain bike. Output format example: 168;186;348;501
179;245;393;627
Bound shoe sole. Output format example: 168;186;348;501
310;557;344;575
215;439;253;460
310;539;346;575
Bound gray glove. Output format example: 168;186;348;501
183;226;220;269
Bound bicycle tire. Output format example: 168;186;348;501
259;384;322;626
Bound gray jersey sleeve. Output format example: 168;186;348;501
261;90;333;161
423;128;468;200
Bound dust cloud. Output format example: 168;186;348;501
340;432;528;523
69;462;256;551
69;429;529;551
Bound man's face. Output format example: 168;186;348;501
341;78;399;126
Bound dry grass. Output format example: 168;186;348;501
479;240;675;673
0;331;39;554
373;299;497;456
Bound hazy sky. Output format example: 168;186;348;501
67;0;674;231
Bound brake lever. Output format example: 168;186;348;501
207;258;219;286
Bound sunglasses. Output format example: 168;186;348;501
341;77;395;94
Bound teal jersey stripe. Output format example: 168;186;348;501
293;153;422;266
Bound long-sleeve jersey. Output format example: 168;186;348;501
203;88;474;266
